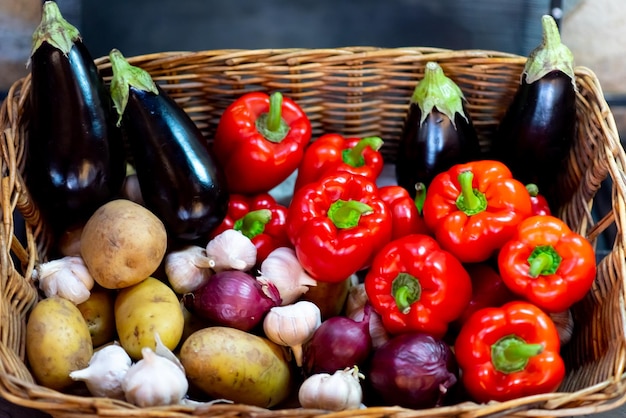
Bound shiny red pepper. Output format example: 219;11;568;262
210;193;291;263
364;234;472;338
212;91;312;194
378;184;430;239
286;172;392;283
497;214;597;312
422;160;533;263
293;134;384;191
455;301;566;403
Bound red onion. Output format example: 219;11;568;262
183;270;281;331
303;305;372;375
368;332;458;409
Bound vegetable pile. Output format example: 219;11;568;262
24;2;594;413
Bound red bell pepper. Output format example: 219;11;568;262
378;184;430;239
497;214;596;312
212;91;311;194
453;263;516;328
286;172;392;283
526;183;552;216
210;193;291;263
455;301;566;403
422;160;533;263
293;134;384;191
364;234;472;338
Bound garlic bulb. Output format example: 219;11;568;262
122;343;188;407
205;229;257;272
263;300;321;367
69;342;132;399
298;366;364;411
257;247;317;305
33;256;94;304
164;245;214;294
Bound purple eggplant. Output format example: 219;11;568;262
26;1;126;234
395;61;481;196
491;15;576;210
108;49;229;243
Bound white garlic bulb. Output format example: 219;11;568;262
298;366;364;411
33;256;94;304
263;300;321;367
257;247;317;305
164;245;214;294
122;345;188;407
69;343;132;399
205;229;257;272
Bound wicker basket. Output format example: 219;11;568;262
1;47;626;418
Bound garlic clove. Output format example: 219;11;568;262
164;245;214;294
263;300;321;367
69;342;132;399
122;345;189;407
257;247;317;305
34;256;95;304
298;366;364;411
205;229;257;272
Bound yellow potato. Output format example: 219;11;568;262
80;199;167;289
77;287;116;347
114;277;184;360
26;296;93;391
179;326;293;408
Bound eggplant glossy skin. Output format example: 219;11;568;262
491;72;576;204
27;42;126;232
395;104;481;195
122;85;229;242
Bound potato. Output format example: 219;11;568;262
80;199;167;289
26;296;93;391
77;287;116;347
114;277;184;360
179;326;293;408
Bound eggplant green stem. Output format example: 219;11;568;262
327;199;373;229
109;49;159;126
31;1;81;58
455;170;487;215
234;209;272;239
256;92;291;143
527;245;562;277
392;272;421;314
342;137;383;168
412;61;468;128
492;336;544;374
523;15;575;86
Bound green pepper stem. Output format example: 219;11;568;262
267;92;283;132
392;272;421;314
234;209;272;239
527;245;562;278
255;92;291;143
491;336;544;374
455;170;487;215
526;183;539;197
414;182;426;214
342;137;383;168
327;199;373;229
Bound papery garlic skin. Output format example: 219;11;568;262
257;247;317;305
263;300;321;367
298;366;364;411
122;346;188;407
33;256;94;304
165;245;214;294
205;229;257;272
69;343;132;399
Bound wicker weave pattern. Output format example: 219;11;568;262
1;47;626;417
